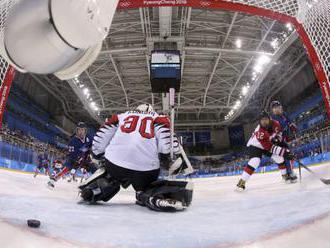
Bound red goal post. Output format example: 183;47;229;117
118;0;330;119
0;60;14;126
0;0;16;127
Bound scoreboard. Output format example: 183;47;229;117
150;50;181;93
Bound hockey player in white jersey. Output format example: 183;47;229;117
78;104;193;212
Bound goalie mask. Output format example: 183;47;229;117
136;104;154;113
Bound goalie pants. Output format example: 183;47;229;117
105;160;160;192
80;161;192;212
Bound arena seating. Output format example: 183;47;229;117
0;123;66;170
3;83;67;145
288;92;323;120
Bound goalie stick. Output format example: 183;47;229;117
168;144;194;177
179;144;194;175
297;160;330;185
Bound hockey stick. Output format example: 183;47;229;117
169;88;175;161
296;160;330;185
298;160;302;183
179;144;194;175
168;144;195;177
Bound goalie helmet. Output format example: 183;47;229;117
136;104;154;112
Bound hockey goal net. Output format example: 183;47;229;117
0;0;330;118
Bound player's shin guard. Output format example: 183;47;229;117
284;159;293;174
237;157;260;191
136;180;193;212
241;157;260;182
241;165;256;182
278;163;287;176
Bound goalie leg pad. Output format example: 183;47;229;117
96;178;121;202
136;180;193;212
80;181;99;202
79;167;106;190
79;172;120;203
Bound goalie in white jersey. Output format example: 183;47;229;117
78;104;193;212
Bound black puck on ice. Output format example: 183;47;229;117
27;219;41;228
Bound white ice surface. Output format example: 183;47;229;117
1;163;330;248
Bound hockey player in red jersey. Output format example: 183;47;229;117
78;104;193;212
51;159;63;178
236;111;296;191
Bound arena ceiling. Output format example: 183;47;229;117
32;7;310;128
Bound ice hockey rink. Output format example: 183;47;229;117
0;163;329;248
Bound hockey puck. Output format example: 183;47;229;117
27;219;41;228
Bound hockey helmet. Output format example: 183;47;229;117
259;110;271;128
270;100;283;115
76;122;87;137
259;110;270;120
270;100;282;109
136;104;154;112
77;122;87;129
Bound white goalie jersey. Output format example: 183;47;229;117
92;110;180;171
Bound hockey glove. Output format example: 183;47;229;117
284;150;296;161
289;123;297;134
271;135;282;145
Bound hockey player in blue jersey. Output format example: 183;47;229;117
270;101;298;183
48;122;97;188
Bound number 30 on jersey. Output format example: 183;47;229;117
120;115;154;139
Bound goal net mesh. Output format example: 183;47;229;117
0;0;329;111
225;0;299;17
0;0;16;88
302;0;330;85
220;0;330;107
